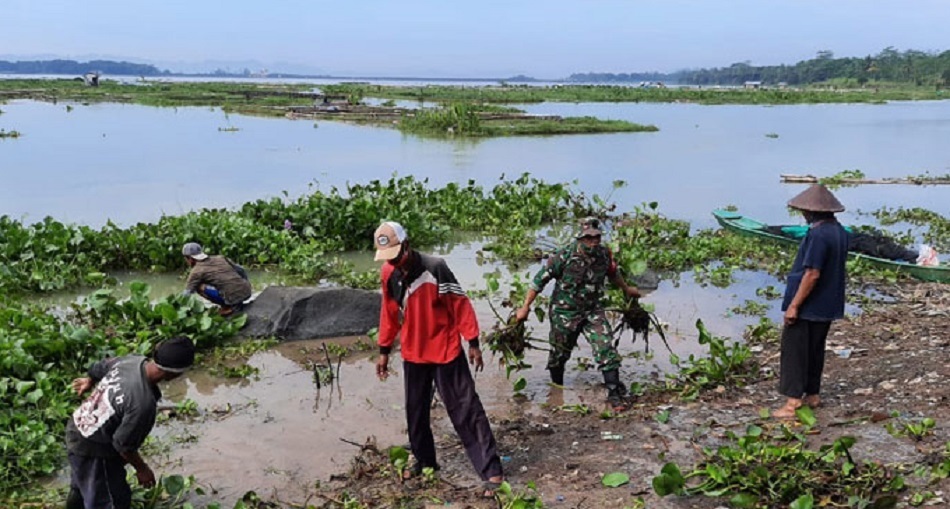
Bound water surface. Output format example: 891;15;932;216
3;99;948;228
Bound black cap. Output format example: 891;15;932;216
153;336;196;373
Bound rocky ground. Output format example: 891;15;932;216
311;281;949;509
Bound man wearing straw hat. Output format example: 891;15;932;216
774;185;849;419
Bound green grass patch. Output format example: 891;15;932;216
321;82;949;105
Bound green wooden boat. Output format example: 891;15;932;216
712;209;950;283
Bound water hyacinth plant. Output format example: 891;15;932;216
0;284;244;494
0;174;579;294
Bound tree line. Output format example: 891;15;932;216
0;59;170;76
5;48;950;86
567;47;950;87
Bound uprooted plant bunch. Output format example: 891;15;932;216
653;408;908;509
478;272;550;390
607;297;671;355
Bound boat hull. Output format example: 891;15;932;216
712;209;950;283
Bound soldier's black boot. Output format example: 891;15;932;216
66;487;84;509
548;366;565;385
603;369;628;411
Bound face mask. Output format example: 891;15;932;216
579;242;597;255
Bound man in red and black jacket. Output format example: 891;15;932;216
373;221;504;497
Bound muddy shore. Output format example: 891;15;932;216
311;281;949;508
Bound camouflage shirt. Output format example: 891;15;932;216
530;241;617;316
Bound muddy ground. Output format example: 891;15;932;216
308;281;949;509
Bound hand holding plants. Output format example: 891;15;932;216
514;306;530;322
135;465;156;488
624;285;641;299
72;377;94;396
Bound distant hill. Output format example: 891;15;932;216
0;59;170;76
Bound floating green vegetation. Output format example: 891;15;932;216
0;79;314;118
819;168;867;188
0;283;245;494
398;102;657;137
653;418;907;508
480;116;656;136
203;338;276;380
729;299;771;317
0;128;21;138
398;103;483;135
321;82;947;105
609;202;796;286
5;174;939;297
0;80;657;137
0;174;579;294
871;206;950;252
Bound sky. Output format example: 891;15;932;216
2;0;948;79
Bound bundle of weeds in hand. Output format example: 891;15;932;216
485;316;533;378
610;298;671;354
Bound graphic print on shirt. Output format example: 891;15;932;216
72;365;124;438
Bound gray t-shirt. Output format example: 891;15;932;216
65;355;161;458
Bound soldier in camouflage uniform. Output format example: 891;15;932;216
515;217;641;410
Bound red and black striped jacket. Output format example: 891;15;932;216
378;251;479;364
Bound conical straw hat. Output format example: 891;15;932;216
787;184;845;212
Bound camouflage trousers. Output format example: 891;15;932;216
547;308;622;373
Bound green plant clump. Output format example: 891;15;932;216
0;174;579;294
665;319;756;400
653;422;906;508
0;283;244;495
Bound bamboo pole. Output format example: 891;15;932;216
780;174;950;185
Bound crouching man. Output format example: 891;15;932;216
65;337;196;509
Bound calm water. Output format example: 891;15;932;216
5;96;948;502
2;99;948;228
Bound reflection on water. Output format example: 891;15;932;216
156;337;406;504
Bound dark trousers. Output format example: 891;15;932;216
404;353;503;481
66;452;131;509
779;319;832;399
